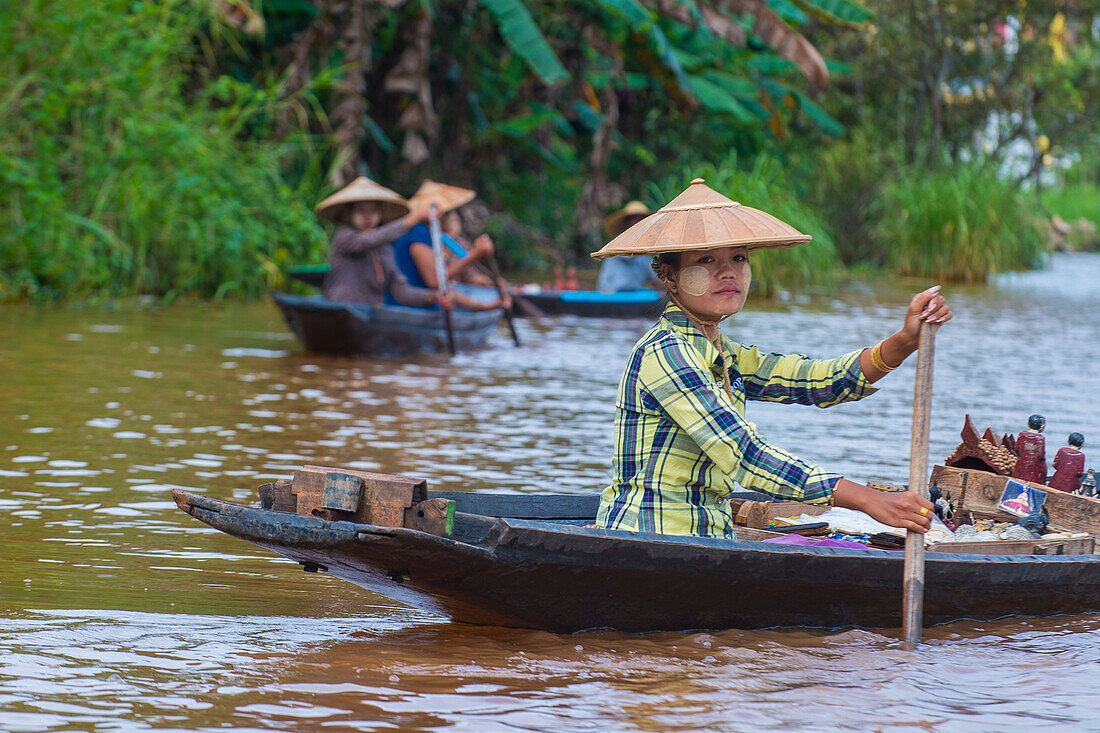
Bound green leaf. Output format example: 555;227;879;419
765;0;809;25
788;0;873;27
593;0;651;25
479;0;569;85
364;115;395;152
572;100;604;132
698;69;770;119
791;89;845;136
490;107;562;137
687;73;754;122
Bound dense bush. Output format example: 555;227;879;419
873;165;1047;283
0;0;328;301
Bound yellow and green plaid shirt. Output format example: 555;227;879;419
595;302;877;538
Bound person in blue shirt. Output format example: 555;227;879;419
596;201;665;293
388;180;505;310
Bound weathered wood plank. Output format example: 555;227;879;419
930;537;1094;555
427;491;600;519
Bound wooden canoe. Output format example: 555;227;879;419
172;480;1100;633
514;289;666;318
270;291;503;357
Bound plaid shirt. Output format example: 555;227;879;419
595;302;878;538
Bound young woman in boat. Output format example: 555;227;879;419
316;176;455;309
388;180;508;310
590;178;952;539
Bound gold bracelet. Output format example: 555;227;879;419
870;340;900;372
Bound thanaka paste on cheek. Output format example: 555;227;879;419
678;265;711;296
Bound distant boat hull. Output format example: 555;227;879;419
271;292;502;357
173;488;1100;633
516;290;665;318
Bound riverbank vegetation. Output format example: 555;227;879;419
2;0;1097;301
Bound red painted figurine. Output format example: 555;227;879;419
1049;432;1086;493
1012;414;1048;485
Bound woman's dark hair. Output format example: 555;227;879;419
651;252;681;279
1028;414;1046;431
1069;432;1085;447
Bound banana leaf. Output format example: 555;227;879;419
479;0;569;85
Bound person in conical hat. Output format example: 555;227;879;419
595;201;664;293
388;180;506;311
591;177;953;539
318;175;454;309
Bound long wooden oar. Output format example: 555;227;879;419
427;204;456;356
485;255;520;347
902;321;940;650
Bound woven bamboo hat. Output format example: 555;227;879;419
408;179;476;214
604;200;653;238
315;176;409;224
591;178;811;260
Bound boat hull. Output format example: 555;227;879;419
516;290;665;319
271;291;502;357
173;490;1100;632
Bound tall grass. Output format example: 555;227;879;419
1043;183;1100;226
874;165;1048;283
0;0;329;301
654;155;840;297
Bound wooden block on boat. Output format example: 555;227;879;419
730;499;772;528
291;465;428;525
322;472;362;512
258;479;296;512
932;465;1100;536
403;498;456;537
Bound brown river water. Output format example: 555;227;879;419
3;252;1100;731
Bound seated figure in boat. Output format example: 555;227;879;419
1049;432;1085;492
592;178;951;539
596;201;664;293
1011;414;1048;485
316;176;453;309
388;180;506;311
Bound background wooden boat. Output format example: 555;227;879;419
284;264;664;319
285;264;328;289
173;486;1100;633
270;291;502;357
513;289;666;318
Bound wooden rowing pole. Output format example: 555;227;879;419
427;204;456;355
485;255;520;346
903;321;940;649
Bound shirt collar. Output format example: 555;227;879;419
659;302;726;374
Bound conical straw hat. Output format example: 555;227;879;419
408;179;476;214
315;176;410;223
591;178;811;260
604;200;653;238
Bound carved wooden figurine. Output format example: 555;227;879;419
1011;414;1048;485
944;414;1017;474
1049;433;1086;493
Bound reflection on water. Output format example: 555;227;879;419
2;253;1100;730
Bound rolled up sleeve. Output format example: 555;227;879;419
734;345;877;407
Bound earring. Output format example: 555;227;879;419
670;284;677;291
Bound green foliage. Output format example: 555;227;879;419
477;0;570;85
656;155;840;297
874;165;1047;283
0;0;328;301
789;0;872;27
1042;183;1100;226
